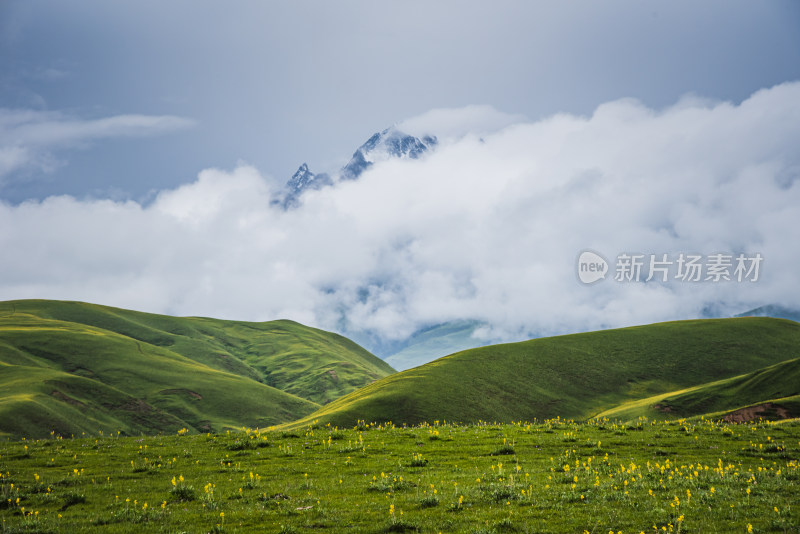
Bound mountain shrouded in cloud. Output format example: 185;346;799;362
1;83;799;348
281;126;437;207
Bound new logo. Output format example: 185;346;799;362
577;250;608;284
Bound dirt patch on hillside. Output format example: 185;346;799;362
327;370;338;382
51;390;85;407
120;398;155;413
159;389;203;400
722;403;790;423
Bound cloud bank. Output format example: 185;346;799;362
2;82;799;345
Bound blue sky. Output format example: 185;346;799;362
1;1;800;345
2;1;799;202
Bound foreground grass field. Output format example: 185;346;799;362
1;418;798;533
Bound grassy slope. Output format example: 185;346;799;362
0;364;187;440
288;318;800;428
595;356;800;422
4;300;393;405
0;300;393;439
0;313;318;439
226;320;394;404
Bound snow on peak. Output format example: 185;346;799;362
340;127;437;181
281;126;439;208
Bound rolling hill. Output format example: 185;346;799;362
286;317;800;429
0;300;394;439
595;355;800;422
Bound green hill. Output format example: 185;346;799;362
595;356;800;422
287;317;800;428
0;300;393;439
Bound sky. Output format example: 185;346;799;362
1;1;799;348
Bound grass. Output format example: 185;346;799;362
596;357;800;422
0;299;395;439
2;300;799;532
287;317;800;429
0;418;798;532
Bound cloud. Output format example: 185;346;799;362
1;83;799;346
0;108;194;182
397;105;527;140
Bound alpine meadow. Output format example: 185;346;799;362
1;300;799;532
3;3;800;533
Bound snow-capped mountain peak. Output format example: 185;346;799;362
281;126;438;207
340;127;437;180
287;163;314;193
282;163;332;208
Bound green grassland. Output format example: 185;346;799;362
288;318;800;429
1;301;799;531
0;300;394;439
0;419;798;533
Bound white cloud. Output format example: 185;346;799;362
397;105;527;140
0;108;194;181
1;82;799;346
